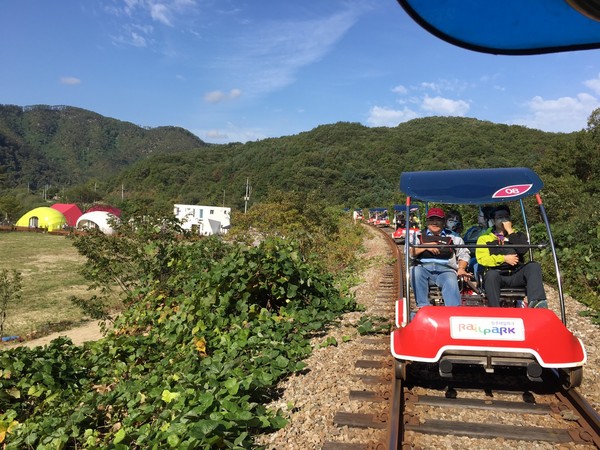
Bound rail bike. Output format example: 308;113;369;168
368;207;390;227
392;204;420;245
391;168;586;388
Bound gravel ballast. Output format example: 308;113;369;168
255;226;599;449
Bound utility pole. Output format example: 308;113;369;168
244;178;251;213
121;184;124;201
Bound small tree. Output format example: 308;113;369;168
0;269;22;341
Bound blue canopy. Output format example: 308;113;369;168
399;168;544;204
397;0;600;55
393;204;419;212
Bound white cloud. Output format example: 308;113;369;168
129;31;148;47
421;95;470;115
417;79;469;95
220;7;365;96
368;79;471;128
514;93;599;132
203;88;243;103
195;125;267;144
150;4;172;26
106;0;197;47
123;0;141;14
366;106;419;127
204;91;225;103
111;0;196;24
584;73;600;95
111;23;154;47
60;77;81;85
420;81;438;92
203;129;228;140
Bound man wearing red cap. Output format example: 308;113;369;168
410;207;470;308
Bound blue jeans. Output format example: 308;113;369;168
411;262;461;307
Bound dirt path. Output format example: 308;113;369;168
3;320;105;349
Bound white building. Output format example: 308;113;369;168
173;204;231;236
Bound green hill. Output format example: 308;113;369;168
0;104;595;222
0;104;207;190
0;105;597;312
110;117;577;210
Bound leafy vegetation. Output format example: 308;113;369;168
0;206;361;448
228;190;365;275
0;102;598;447
0;104;207;194
98;117;572;212
0;105;598;310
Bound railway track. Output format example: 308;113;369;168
323;225;600;450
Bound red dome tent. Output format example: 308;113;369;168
50;203;83;227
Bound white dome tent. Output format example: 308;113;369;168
76;211;119;235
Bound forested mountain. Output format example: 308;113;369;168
0;104;207;190
103;113;600;312
1;104;598;224
0;105;598;309
110;117;579;212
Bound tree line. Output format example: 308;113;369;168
0;105;598;312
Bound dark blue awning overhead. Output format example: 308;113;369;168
393;204;419;212
397;0;600;54
399;168;544;204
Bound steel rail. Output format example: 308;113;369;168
323;224;403;450
375;226;404;450
556;386;600;447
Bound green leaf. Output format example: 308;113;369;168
194;419;220;435
274;355;290;369
113;428;127;444
161;389;181;404
270;415;288;429
7;387;21;399
167;433;181;447
224;378;239;395
234;432;248;446
287;284;298;298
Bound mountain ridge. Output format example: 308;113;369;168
0;104;207;189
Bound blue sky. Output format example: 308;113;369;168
2;0;600;144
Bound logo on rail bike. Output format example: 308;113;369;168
492;184;533;198
450;317;525;341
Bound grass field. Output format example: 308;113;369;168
0;231;99;339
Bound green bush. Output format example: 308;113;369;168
532;214;600;320
0;218;358;448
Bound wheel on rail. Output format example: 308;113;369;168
395;360;407;380
562;366;583;389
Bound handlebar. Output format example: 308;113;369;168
411;243;548;249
